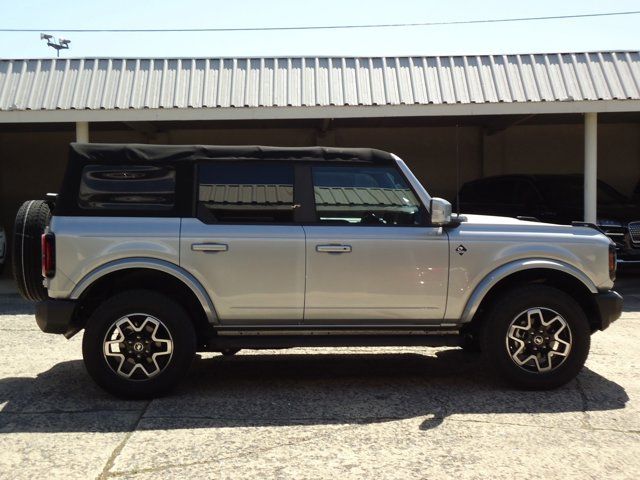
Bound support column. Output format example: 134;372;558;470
584;112;597;223
76;121;89;143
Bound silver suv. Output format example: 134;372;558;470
13;143;622;398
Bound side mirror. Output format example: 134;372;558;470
430;197;452;226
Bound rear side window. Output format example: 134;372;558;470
79;165;176;211
198;163;295;223
312;166;422;226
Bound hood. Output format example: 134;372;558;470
461;214;554;226
458;213;600;236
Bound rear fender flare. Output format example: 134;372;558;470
69;257;218;324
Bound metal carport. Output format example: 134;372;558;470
1;51;640;227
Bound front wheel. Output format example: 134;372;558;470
481;285;590;390
82;290;196;398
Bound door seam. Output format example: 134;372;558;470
301;225;307;325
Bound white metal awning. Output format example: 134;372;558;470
1;51;639;123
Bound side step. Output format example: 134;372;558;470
204;334;463;351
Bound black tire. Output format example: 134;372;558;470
481;285;590;390
82;290;196;399
12;200;51;301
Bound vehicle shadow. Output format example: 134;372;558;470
0;294;35;315
0;349;628;433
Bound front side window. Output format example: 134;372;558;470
79;164;175;211
198;163;295;223
312;166;422;225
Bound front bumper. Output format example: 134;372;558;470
35;299;77;337
594;290;623;331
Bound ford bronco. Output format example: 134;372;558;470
13;143;622;398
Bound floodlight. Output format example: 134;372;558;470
39;33;71;57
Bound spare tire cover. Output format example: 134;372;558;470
12;200;51;302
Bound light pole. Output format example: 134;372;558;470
40;33;71;57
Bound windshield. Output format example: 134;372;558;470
537;178;628;206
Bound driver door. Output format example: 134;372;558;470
303;165;449;323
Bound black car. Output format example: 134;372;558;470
457;174;640;264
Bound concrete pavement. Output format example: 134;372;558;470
0;280;638;479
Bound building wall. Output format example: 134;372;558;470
0;120;639;260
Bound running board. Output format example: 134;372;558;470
215;325;460;336
204;333;463;351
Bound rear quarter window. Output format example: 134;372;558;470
78;165;176;211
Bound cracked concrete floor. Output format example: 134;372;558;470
0;278;639;480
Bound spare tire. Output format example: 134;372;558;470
12;200;51;301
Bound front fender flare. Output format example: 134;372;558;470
69;257;218;324
459;258;598;324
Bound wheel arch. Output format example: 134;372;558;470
461;259;602;332
69;258;217;335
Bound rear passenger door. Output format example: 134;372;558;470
180;161;305;324
303;165;449;323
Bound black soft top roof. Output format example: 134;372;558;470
69;143;395;165
57;143;396;216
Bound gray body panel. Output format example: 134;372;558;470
445;214;614;322
179;219;306;324
47;216;181;298
303;225;448;322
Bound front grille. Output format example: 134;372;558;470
628;221;640;244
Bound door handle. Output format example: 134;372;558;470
316;244;352;253
191;243;228;252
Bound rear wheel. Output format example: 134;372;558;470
82;290;196;398
12;200;51;301
481;285;590;390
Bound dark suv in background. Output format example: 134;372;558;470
457;174;640;265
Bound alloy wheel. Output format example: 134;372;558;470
102;313;174;380
505;307;572;373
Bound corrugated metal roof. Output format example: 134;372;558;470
315;186;418;207
198;184;418;208
200;184;294;204
1;52;639;112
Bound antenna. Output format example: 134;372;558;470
455;121;461;217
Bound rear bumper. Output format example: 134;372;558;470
594;290;623;331
35;299;77;337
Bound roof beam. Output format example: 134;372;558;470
1;100;640;124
